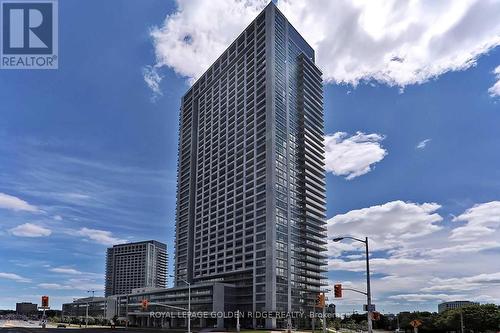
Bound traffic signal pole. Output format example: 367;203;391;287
322;294;326;333
312;302;315;333
40;296;49;329
332;236;373;333
314;292;327;333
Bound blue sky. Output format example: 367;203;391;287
1;0;500;314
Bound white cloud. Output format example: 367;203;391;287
450;201;500;241
53;215;63;221
344;254;363;260
328;257;435;273
325;132;387;180
9;223;51;237
426;241;500;257
143;65;163;100
38;283;71;290
422;272;500;292
327;200;443;255
76;227;126;246
41;267;103;291
389;293;466;302
327;200;500;311
0;272;31;283
0;192;38;212
148;0;500;89
149;0;267;83
416;138;431;149
38;279;103;291
279;0;500;86
488;65;500;97
49;267;82;275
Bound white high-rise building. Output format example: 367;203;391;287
105;240;167;296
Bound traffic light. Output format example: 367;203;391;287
316;293;325;308
141;299;149;311
371;312;381;321
41;296;49;308
334;284;342;298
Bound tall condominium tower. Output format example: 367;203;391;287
105;240;167;297
174;3;327;328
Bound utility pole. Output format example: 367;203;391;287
460;310;465;333
365;237;373;333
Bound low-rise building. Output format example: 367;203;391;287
106;282;236;329
438;301;478;313
62;283;236;329
62;297;107;319
16;302;38;315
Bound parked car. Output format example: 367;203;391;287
57;324;67;328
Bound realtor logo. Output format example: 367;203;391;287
1;0;58;69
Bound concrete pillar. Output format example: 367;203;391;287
217;316;224;330
266;318;276;330
213;284;226;330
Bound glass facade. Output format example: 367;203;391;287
273;9;327;326
175;3;327;329
105;241;167;297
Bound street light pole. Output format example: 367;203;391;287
86;290;95;328
170;275;191;333
125;295;129;329
85;303;89;328
332;236;373;333
188;282;191;333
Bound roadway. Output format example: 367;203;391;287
0;321;187;333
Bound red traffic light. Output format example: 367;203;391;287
41;296;49;307
372;312;381;321
141;299;149;310
316;293;325;308
334;284;342;298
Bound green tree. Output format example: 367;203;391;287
435;304;500;332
